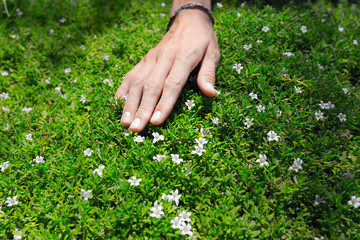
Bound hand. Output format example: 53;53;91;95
115;9;221;132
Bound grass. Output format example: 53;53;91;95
1;0;360;239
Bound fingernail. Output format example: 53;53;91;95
122;112;131;123
206;82;215;93
130;118;141;129
151;111;161;122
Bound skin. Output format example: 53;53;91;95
114;0;220;132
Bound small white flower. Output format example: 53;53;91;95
354;40;358;45
22;107;33;113
80;95;87;103
343;169;355;179
103;54;111;61
321;18;326;23
80;45;86;50
236;12;241;17
93;164;105;177
153;154;165;162
161;2;166;7
184;167;191;176
276;111;282;117
3;123;9;131
55;87;62;94
256;154;269;168
45;77;51;84
283;52;294;57
123;128;130;136
337;113;346;122
0;161;10;172
49;28;54;35
316;63;324;70
84;148;93;157
128;176;142;186
342;88;349;94
348;196;360;208
200;128;209;138
30;156;45;166
0;92;10;99
243;43;252;51
314;236;324;240
59;17;66;23
80;189;93;201
13;228;23;240
5;195;19;207
256;39;263;44
103;79;114;87
25;133;33;141
168;189;181;206
149;201;164;219
180;223;193;236
300;25;308;33
161;193;168;200
2;106;9;112
256;105;265;113
262;26;270;32
185;100;195;110
318;101;335;110
338;25;344;32
288;158;303;172
152;132;164;143
0;206;3;214
249;92;258;100
216;2;223;8
64;67;72;74
171;216;184;230
244;118;254;129
1;70;9;77
215;89;221;95
267;131;280;142
211;117;220;124
171;154;183;165
191;145;206;156
195;137;208;147
178;210;191;222
314;195;325;206
133;135;145;142
159;13;166;17
233;63;244;74
315;111;324;120
294;86;302;93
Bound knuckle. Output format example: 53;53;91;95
124;99;137;107
144;80;161;92
165;77;182;89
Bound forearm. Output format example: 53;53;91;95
170;0;211;15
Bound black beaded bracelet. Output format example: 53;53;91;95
166;2;215;32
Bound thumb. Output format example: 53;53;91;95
197;45;220;97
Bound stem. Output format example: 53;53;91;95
3;0;10;17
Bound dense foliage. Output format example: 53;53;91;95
1;0;359;239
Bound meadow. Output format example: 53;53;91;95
1;0;360;239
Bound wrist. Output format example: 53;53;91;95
170;0;211;15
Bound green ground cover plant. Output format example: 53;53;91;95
1;0;360;239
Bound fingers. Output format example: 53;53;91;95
120;59;156;126
114;61;144;100
128;55;174;132
197;44;221;97
150;58;195;126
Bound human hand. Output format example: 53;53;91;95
115;9;221;132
